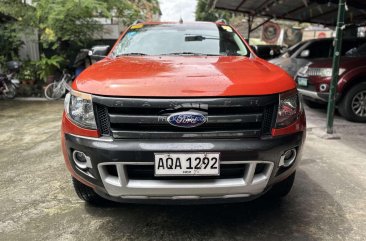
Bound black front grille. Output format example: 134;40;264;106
94;104;111;136
93;96;278;139
262;106;277;135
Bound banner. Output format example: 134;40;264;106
261;22;281;44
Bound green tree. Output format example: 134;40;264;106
0;0;32;67
196;0;233;22
0;0;161;74
33;0;110;49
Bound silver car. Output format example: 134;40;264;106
270;38;366;77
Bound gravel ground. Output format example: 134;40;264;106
0;100;365;241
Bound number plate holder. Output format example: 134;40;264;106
154;153;220;176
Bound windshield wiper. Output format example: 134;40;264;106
115;53;148;57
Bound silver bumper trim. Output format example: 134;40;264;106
298;88;324;101
98;161;274;198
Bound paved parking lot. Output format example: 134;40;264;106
0;100;365;241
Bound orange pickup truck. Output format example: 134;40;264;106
61;21;306;205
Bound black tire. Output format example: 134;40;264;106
269;172;296;198
72;177;108;206
303;99;326;109
4;83;16;99
338;83;366;122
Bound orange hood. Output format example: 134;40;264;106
73;56;295;97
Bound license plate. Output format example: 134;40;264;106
154;153;220;176
297;77;308;86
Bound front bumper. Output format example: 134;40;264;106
63;132;305;203
298;88;341;103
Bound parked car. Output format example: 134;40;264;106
251;45;287;60
62;21;306;205
270;38;366;77
296;43;366;122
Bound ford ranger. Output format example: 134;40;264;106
61;21;306;205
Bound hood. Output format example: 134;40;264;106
73;56;295;97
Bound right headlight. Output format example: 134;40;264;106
64;90;96;129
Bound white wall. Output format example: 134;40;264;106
18;29;40;61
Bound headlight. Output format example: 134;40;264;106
275;89;301;128
304;67;346;77
64;91;96;129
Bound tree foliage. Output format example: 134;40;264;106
0;0;160;75
0;0;31;67
196;0;233;22
0;0;159;54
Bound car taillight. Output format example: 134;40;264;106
275;89;301;129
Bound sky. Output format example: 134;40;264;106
158;0;198;22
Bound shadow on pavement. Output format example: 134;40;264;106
83;170;352;241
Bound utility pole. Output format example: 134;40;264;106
326;0;346;134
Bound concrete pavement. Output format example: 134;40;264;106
0;100;365;241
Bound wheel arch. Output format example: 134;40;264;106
339;75;366;102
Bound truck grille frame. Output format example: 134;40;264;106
93;95;278;139
97;161;274;198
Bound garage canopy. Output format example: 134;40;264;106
213;0;366;26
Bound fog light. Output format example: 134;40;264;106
279;148;297;167
319;84;328;92
72;150;92;170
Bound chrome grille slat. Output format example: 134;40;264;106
110;129;261;139
109;113;263;124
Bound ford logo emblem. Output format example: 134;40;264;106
167;111;207;128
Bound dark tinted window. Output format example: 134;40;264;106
281;41;305;58
340;40;357;55
346;43;366;57
302;40;332;59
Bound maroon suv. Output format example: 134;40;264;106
296;43;366;122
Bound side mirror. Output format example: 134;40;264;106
250;45;258;55
89;45;111;62
300;49;310;58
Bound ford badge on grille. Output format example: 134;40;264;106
167;111;207;128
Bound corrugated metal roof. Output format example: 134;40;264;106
214;0;366;26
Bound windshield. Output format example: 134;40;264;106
111;23;249;57
280;41;305;58
345;43;366;57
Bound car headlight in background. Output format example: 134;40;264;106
275;89;301;129
64;90;96;129
298;67;346;77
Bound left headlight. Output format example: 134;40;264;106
64;91;96;129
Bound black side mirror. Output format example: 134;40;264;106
250;45;258;55
88;45;111;62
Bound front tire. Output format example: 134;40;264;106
338;83;366;122
72;177;108;206
268;172;296;198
